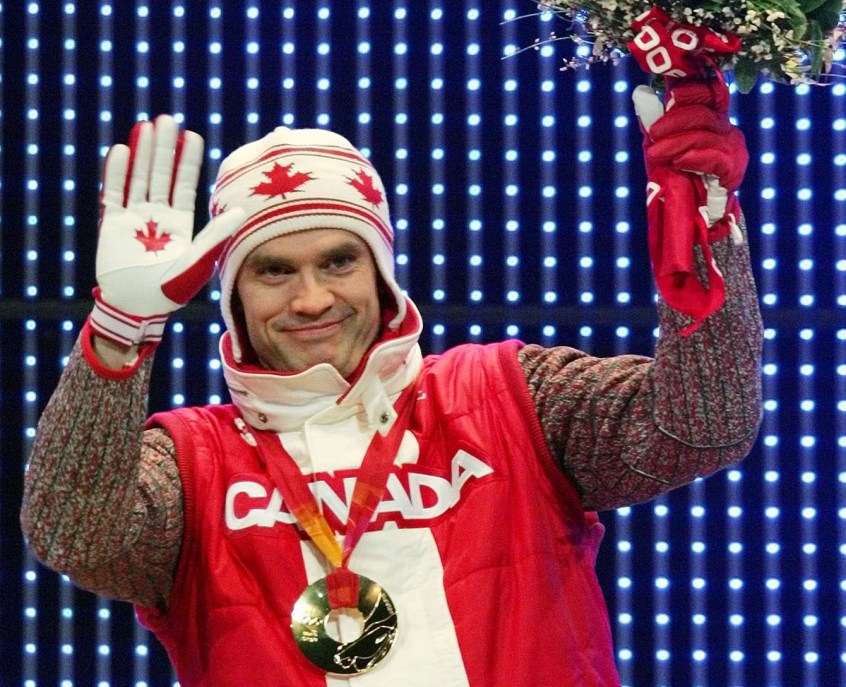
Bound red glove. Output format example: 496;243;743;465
648;79;748;198
634;77;748;334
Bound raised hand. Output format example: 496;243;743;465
90;115;244;348
633;78;748;334
642;79;747;232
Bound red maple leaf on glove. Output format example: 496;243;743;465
349;169;384;206
135;220;172;252
210;198;226;217
251;162;313;199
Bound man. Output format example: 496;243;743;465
21;78;762;686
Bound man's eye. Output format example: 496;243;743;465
327;254;356;270
257;264;291;277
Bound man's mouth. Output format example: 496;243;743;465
282;317;347;339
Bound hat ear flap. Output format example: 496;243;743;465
227;288;260;364
377;274;399;326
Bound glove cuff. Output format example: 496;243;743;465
81;318;156;380
90;287;170;346
703;194;743;244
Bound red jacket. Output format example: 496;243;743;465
138;340;619;686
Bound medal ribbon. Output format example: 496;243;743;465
249;386;415;609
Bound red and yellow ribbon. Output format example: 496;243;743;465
251;386;415;609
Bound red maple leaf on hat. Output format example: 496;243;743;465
349;169;384;206
251;162;313;199
135;219;171;253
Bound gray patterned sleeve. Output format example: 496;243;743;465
519;229;763;511
20;334;183;610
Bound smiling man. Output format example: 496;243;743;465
234;230;382;377
22;97;762;687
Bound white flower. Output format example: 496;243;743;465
530;0;843;89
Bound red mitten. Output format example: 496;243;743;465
648;80;747;195
645;78;748;240
634;77;748;334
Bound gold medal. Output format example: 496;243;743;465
291;574;398;676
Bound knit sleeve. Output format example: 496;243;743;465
519;227;762;511
21;332;183;610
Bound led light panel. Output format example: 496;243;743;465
2;2;845;686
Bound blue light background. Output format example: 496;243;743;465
0;2;844;686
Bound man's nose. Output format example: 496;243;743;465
290;271;335;315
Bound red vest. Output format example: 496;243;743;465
138;340;619;686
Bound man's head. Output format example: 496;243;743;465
211;126;405;369
234;228;382;378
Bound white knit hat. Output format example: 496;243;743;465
211;126;405;363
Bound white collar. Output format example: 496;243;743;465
221;299;424;434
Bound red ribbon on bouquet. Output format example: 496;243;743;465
628;7;741;81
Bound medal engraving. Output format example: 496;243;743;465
291;574;398;675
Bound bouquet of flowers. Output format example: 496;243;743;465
537;0;846;91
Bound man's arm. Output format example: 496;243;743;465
21;329;184;610
520;225;762;511
21;115;244;609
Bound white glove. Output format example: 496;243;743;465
632;84;664;133
91;114;244;347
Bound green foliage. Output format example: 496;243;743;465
733;58;760;92
540;0;846;91
806;0;843;31
809;19;825;75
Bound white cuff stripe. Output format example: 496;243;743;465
90;302;169;346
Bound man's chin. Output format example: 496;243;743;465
271;352;346;376
261;341;366;378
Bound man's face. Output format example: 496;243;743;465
235;228;382;378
